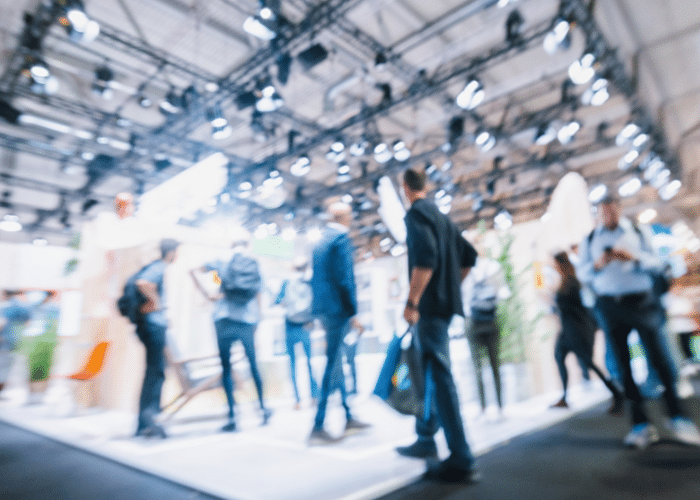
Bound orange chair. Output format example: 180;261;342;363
66;341;110;381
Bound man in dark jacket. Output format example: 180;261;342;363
398;168;479;483
308;202;370;444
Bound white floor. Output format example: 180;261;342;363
0;378;613;500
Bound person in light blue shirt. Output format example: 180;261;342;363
578;194;700;449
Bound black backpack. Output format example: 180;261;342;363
117;264;150;323
219;253;262;304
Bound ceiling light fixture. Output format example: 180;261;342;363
581;78;609;106
658;179;681;201
456;78;485;110
588;184;608;204
534;123;557;145
58;0;100;43
290;155;311;177
618;177;642;197
543;18;571;55
568;52;596;85
92;65;114;99
373;143;393;163
0;215;22;232
557;120;581;145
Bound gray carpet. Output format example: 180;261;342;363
376;396;700;500
0;421;225;500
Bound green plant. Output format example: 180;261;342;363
63;232;81;276
493;232;543;364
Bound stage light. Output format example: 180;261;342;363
159;88;183;114
290;155;311;177
543;18;571;54
256;84;283;112
0;215;22;232
212;125;231;140
494;210;513;230
558;120;580;145
650;168;671;188
92;65;114;99
350;139;369;156
618;177;642;197
331;139;345;153
615;122;640;146
638;209;657;224
243;14;277;40
659;179;681;200
582;78;609;106
632;133;649;149
393;140;411;161
569;53;596;85
456;78;485;110
58;0;100;43
207;104;228;128
373;143;393;163
588;184;607;204
618;149;639;170
33;238;48;246
534;123;556;145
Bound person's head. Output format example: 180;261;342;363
402;168;428;203
115;192;135;220
597;193;621;230
329;201;353;227
553;251;578;283
160;239;180;263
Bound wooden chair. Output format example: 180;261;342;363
159;342;224;423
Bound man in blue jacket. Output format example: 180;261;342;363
308;202;370;444
400;168;479;483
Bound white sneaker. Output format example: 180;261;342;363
623;423;660;450
669;417;700;446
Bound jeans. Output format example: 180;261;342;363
313;316;352;430
414;316;474;467
595;294;682;425
285;321;319;403
467;319;502;410
215;319;266;419
135;320;167;432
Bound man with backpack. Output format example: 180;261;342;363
190;237;272;432
275;257;319;410
125;238;180;439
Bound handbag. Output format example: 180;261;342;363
373;328;426;417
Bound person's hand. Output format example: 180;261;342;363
594;251;613;270
609;248;634;262
403;306;419;325
140;300;158;314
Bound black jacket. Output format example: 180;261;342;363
405;198;477;319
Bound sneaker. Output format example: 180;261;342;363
344;418;371;436
669;417;700;446
396;439;438;459
221;421;237;432
308;428;343;446
608;395;625;417
261;408;273;426
623;423;659;450
423;457;481;484
550;397;568;409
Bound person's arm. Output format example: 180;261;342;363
136;279;160;313
404;266;433;324
577;230;600;285
189;267;220;302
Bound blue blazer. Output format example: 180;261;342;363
311;226;357;319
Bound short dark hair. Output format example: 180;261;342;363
403;168;427;192
160;238;180;258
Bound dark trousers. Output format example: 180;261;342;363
595;294;682;425
314;315;352;430
214;319;265;419
285;321;319;403
415;316;474;467
135;320;167;433
554;330;622;399
467;319;502;410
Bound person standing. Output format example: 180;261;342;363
398;168;480;483
190;237;272;432
0;291;32;393
578;194;700;448
308;202;370;445
133;239;180;439
274;257;319;410
549;252;625;414
461;255;510;417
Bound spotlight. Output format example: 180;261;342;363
393;140;411;161
375;52;388;68
618;177;642;197
557;120;581;145
659;179;682;201
92;65;114;99
543;18;571;55
256;84;284;112
159;88;184;114
373;143;393;163
505;10;525;45
290;155;311;177
534;123;556;145
58;0;100;43
212;125;232;140
650;168;671;189
581;78;609;106
618;149;640;170
494;210;513;230
569;53;596;85
33;237;48;246
615;122;641;146
243;10;277;40
0;215;22;232
331;139;345;153
456;78;485;110
475;129;496;152
349;139;369;157
638;208;658;224
138;96;152;108
588;184;607;204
